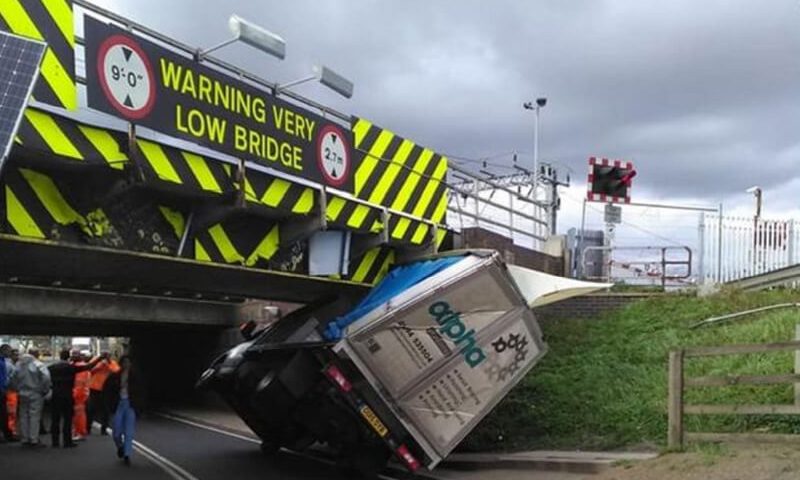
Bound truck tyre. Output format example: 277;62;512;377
351;444;391;479
260;439;280;456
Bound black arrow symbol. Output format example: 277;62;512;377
331;167;338;177
123;95;134;108
122;46;133;62
331;134;338;144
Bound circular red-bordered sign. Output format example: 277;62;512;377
96;34;156;120
316;124;351;188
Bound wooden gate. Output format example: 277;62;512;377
668;340;800;449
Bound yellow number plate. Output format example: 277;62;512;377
359;405;388;437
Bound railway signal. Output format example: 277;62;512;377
586;157;636;204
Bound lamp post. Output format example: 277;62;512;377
523;97;547;194
746;186;762;274
746;186;762;220
195;16;353;99
278;65;354;99
196;14;286;61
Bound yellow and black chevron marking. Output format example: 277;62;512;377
2;166;88;240
146;206;284;267
158;205;185;240
386;215;432;246
351;118;449;232
243;170;315;216
193;218;281;268
346;246;395;285
15;108;128;169
347;229;450;284
0;0;76;110
325;194;383;234
436;227;449;250
136;139;235;196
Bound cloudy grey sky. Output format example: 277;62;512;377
86;0;800;237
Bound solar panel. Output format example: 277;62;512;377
0;30;46;171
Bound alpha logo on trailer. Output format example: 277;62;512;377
428;300;486;368
484;332;530;382
586;156;636;204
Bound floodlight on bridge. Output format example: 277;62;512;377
277;65;354;99
197;14;286;61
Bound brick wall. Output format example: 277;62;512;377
457;227;564;276
533;293;655;321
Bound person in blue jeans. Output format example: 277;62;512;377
103;355;145;466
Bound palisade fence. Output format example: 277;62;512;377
699;214;800;284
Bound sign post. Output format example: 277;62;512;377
604;204;622;224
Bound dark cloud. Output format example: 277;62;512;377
92;0;800;201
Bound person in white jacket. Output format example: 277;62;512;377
11;350;51;447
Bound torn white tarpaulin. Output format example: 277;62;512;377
506;264;612;308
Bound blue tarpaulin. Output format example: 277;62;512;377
323;255;466;340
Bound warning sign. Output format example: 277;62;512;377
317;124;350;187
96;35;156;119
84;16;355;192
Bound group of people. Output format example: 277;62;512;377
0;344;144;465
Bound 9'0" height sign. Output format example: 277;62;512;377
84;16;353;191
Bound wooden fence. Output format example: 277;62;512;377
668;340;800;449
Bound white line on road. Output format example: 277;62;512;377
155;412;260;444
154;412;443;480
94;420;199;480
134;440;201;480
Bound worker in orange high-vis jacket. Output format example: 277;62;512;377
6;348;19;437
72;352;91;441
7;389;17;436
87;352;119;435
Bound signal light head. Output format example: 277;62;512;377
587;158;635;203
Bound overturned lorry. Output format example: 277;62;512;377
198;250;607;475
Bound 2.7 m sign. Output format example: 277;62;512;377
84;16;353;191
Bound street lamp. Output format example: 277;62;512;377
523;97;547;192
196;14;286;61
746;185;763;274
746;186;762;219
277;65;354;98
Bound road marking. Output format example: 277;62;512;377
94;420;199;480
155;412;260;444
133;444;192;480
155;412;342;468
154;412;442;480
134;440;200;480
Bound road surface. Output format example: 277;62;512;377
1;413;589;479
0;414;423;480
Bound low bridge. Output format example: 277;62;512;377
1;101;453;398
0;0;550;402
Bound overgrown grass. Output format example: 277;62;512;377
461;288;800;452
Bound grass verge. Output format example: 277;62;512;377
461;288;800;452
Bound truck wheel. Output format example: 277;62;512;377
260;439;280;456
351;444;391;479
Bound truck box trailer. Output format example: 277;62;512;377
198;250;607;476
